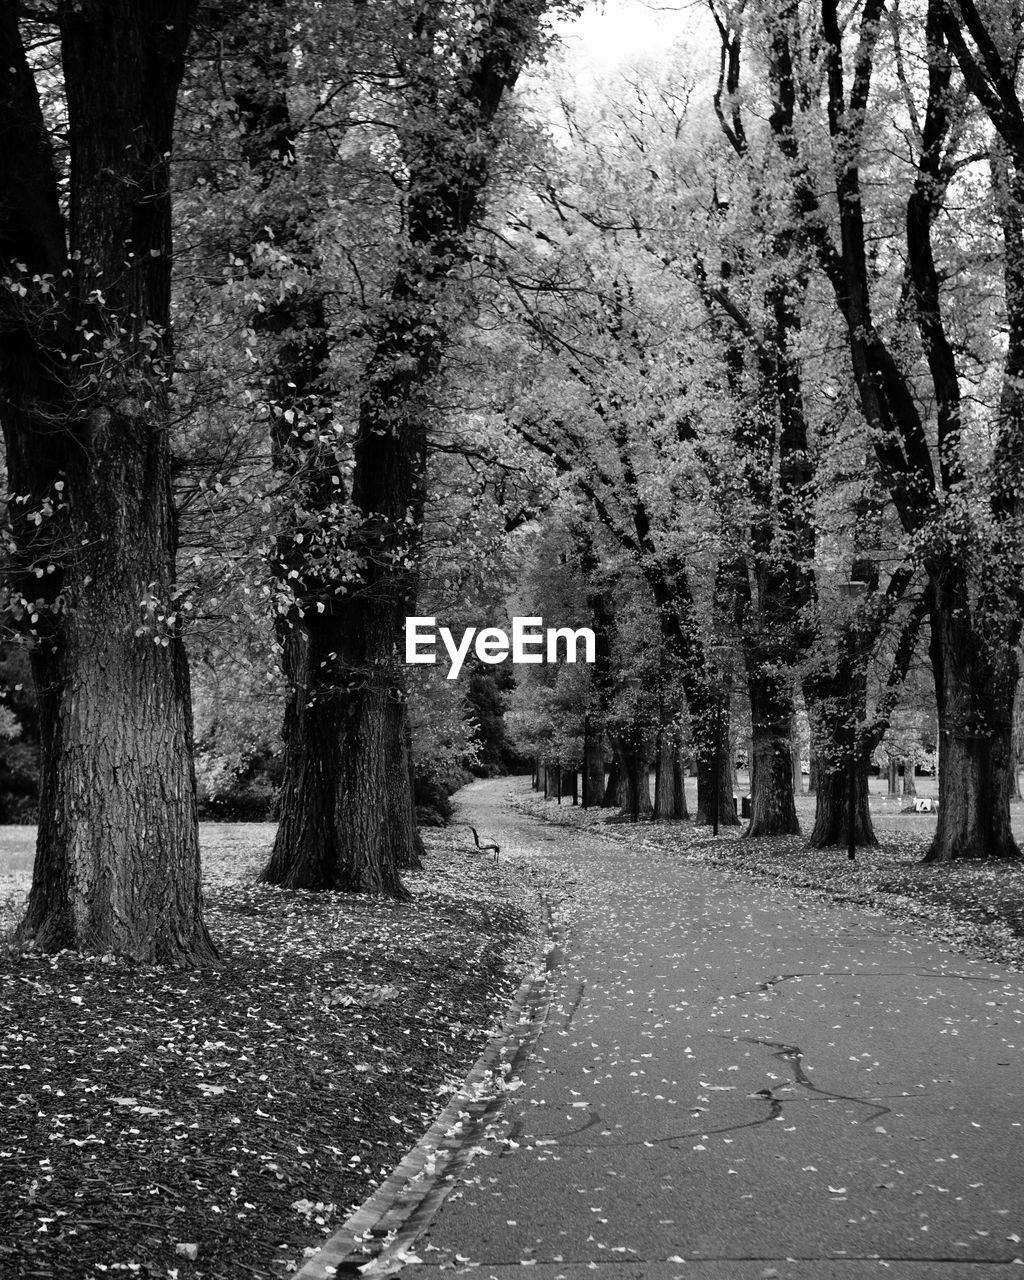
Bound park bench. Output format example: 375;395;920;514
465;825;500;864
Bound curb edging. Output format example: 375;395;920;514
290;893;565;1279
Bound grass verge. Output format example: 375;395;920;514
0;825;544;1280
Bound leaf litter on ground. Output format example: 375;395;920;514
513;790;1024;974
0;822;555;1279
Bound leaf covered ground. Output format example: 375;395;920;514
0;825;549;1280
515;787;1024;974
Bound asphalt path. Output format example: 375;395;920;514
398;778;1024;1280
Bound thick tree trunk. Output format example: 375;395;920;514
261;621;415;892
613;731;652;822
18;552;213;962
744;675;800;837
261;0;545;892
925;594;1020;861
583;732;606;807
808;753;877;848
1;2;215;964
887;757;899;796
695;755;738;826
602;755;623;808
899;760;916;797
653;730;687;820
693;694;740;827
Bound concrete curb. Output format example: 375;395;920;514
291;893;565;1280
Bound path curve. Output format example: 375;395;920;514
313;778;1024;1279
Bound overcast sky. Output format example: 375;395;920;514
552;0;712;78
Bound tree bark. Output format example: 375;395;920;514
925;597;1019;860
1012;682;1024;800
887;757;900;795
653;729;687;820
672;747;690;819
808;754;877;848
602;755;623;808
899;760;916;797
744;674;800;837
1;2;216;964
612;730;652;822
694;700;740;827
583;731;606;807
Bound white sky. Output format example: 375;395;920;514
551;0;713;79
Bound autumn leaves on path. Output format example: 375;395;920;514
403;778;1024;1279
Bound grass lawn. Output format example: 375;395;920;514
0;825;550;1280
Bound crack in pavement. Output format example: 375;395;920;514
728;969;921;999
493;1030;894;1154
731;1034;892;1124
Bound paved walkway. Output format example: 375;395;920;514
402;779;1024;1279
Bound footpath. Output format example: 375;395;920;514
357;779;1024;1279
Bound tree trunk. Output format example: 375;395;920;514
261;621;415;892
613;731;652;822
807;747;818;794
696;755;738;825
653;730;687;820
261;0;546;892
602;755;623;808
405;722;426;864
808;752;877;848
694;701;740;827
672;747;690;819
925;591;1020;861
730;730;740;794
744;675;800;837
899;760;917;798
583;731;606;807
17;567;214;962
2;2;216;964
887;757;899;795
